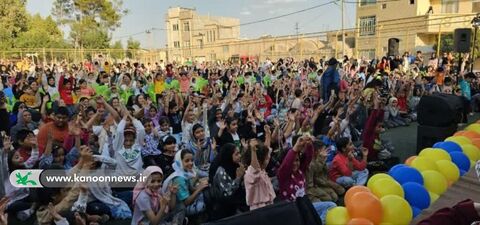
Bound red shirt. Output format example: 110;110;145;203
362;109;384;161
328;153;367;181
59;75;74;105
397;96;408;112
37;122;69;155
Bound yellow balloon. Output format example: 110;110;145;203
411;156;438;172
326;206;350;225
445;136;472;146
465;124;480;134
367;173;392;190
429;192;439;204
422;170;448;195
435;160;460;183
459;144;480;161
419;148;452;162
371;178;404;198
380;195;413;225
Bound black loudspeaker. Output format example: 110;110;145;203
387;38;400;56
417;124;457;154
417;93;464;127
454;28;472;53
203;197;322;225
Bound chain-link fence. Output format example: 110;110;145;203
0;48;167;64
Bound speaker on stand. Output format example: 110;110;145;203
454;28;472;73
416;93;464;153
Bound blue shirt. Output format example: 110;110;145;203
459;79;471;100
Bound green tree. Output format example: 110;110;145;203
0;0;28;49
126;37;140;59
110;40;124;59
52;0;127;49
14;14;69;48
433;33;455;55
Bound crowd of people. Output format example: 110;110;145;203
0;51;478;225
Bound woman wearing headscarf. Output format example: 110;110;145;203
208;143;246;220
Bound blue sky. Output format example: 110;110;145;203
26;0;357;49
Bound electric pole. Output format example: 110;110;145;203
341;0;345;58
295;22;300;55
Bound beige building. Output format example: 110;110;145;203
356;0;478;59
165;7;355;63
166;7;240;62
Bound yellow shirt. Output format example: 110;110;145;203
154;79;165;94
20;94;36;107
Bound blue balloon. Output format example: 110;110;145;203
402;182;430;210
450;151;471;172
433;142;443;148
437;141;463;153
412;206;422;218
390;166;424;185
388;164;407;175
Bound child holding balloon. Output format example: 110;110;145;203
328;137;369;188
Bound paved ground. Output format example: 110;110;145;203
382;114;480;164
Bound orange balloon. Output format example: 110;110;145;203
346;192;383;225
455;130;480;140
405;156;417;166
348;218;374;225
471;138;480;149
345;186;371;207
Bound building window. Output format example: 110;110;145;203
184;41;190;47
473;0;480;13
213;31;216;42
359;16;376;36
183;22;190;31
223;45;229;53
410;0;415;4
173;41;180;48
382;3;387;9
172;24;179;31
198;39;203;49
441;0;459;13
360;0;376;6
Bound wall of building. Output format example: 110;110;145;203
166;7;354;63
355;0;476;58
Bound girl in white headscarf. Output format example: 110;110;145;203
162;150;208;218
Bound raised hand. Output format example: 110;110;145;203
42;95;50;103
236;164;245;179
48;202;63;221
0;197;8;225
264;125;271;137
168;184;178;194
2;134;12;152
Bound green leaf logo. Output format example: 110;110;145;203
15;171;38;186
